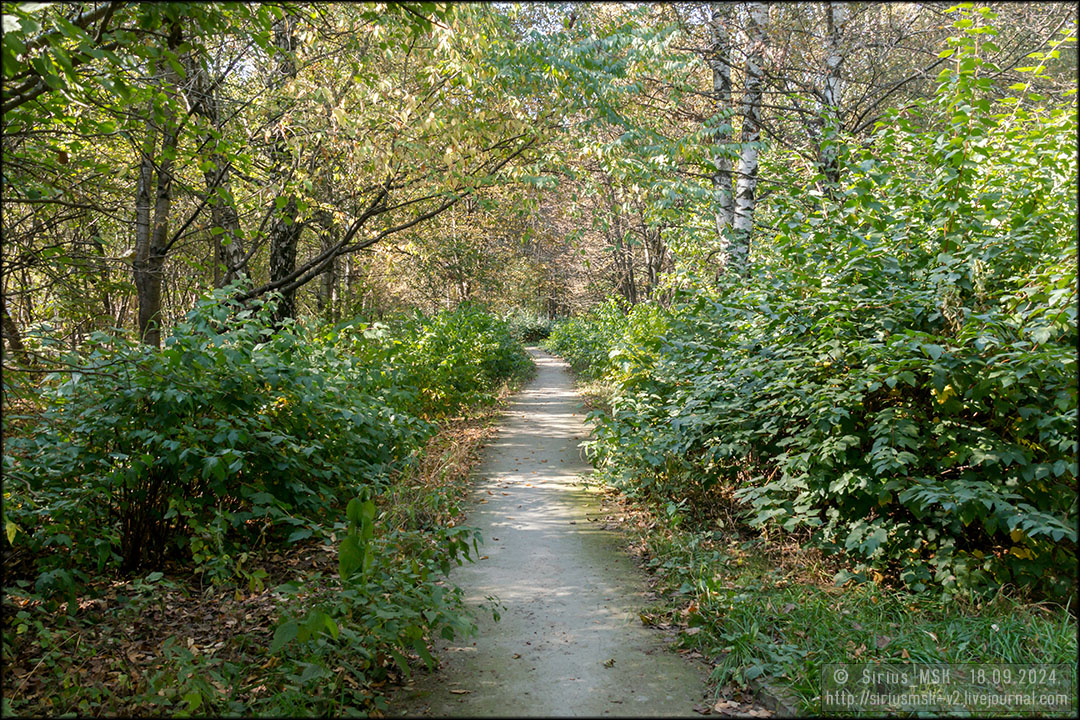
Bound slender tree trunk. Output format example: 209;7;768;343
624;233;637;305
1;294;31;368
639;217;667;299
314;211;338;318
707;3;734;236
820;1;849;191
134;26;183;347
731;1;768;273
642;228;655;299
184;56;245;287
134;101;156;312
267;17;301;325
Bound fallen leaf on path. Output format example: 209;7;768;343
602;658;615;667
512;653;521;659
449;689;471;695
746;709;774;717
692;704;712;714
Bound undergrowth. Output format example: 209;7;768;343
1;296;532;717
587;449;1078;715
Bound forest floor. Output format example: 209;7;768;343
388;348;770;717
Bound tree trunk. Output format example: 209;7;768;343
267;16;301;325
133;102;156;326
820;1;849;191
184;56;246;287
1;294;31;368
268;196;300;323
134;26;182;347
731;1;768;273
707;3;735;236
315;211;338;318
638;216;667;300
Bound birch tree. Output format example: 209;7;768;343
731;1;768;271
707;3;734;235
819;1;849;191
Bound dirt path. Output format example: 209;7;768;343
390;348;707;717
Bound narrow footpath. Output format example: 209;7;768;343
391;348;706;717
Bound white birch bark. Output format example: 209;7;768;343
707;3;734;236
820;1;849;188
731;1;768;272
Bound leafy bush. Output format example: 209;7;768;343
255;497;486;715
545;298;668;380
501;307;555;343
553;17;1077;601
2;294;530;587
386;302;533;417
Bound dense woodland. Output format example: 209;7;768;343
2;1;1077;716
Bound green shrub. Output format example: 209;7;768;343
387;302;533;416
544;298;668;380
564;15;1078;601
501;308;555;343
2;295;530;587
259;497;486;715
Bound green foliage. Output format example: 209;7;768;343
639;528;1077;708
544;297;668;381
259;509;483;714
501;307;555;343
381;302;533;418
552;14;1077;601
2;294;529;586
